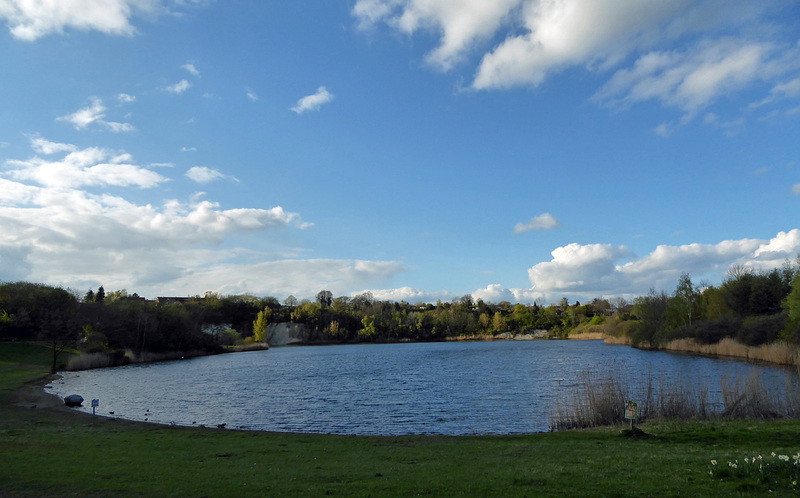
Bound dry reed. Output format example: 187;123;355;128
662;338;800;367
550;364;800;431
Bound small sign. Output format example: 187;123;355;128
624;400;638;420
91;399;99;408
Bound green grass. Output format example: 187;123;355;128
3;343;800;496
0;342;56;402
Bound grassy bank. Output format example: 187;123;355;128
4;342;800;496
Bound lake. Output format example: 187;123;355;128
47;340;797;435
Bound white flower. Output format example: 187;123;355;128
710;460;717;466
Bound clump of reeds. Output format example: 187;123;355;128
550;363;800;431
662;338;800;367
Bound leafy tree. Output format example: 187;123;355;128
782;274;800;342
631;289;669;346
84;289;95;303
284;295;298;307
359;315;376;339
666;273;699;330
492;312;507;333
252;307;271;343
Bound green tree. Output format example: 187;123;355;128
632;289;669;347
492;312;507;333
252;307;271;342
95;285;105;303
666;273;699;330
359;315;376;339
781;274;800;342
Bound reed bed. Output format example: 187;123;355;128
662;338;800;366
550;364;800;431
567;332;607;340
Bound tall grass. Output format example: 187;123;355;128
550;363;800;431
662;338;800;366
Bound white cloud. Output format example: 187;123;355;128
291;86;334;114
29;136;77;155
0;139;345;299
186;166;226;184
58;97;105;129
594;38;775;119
355;0;523;71
166;79;192;94
0;0;155;41
0;183;319;297
471;284;540;304
525;231;800;301
58;97;135;132
117;93;136;103
354;1;796;120
4;145;166;189
513;213;560;233
361;286;453;304
246;89;259;101
182;63;200;76
793;183;800;195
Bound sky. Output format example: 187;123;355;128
1;0;800;305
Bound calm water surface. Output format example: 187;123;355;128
47;341;797;435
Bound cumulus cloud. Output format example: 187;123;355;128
0;138;374;299
58;97;135;132
166;79;192;94
0;0;155;41
355;0;522;71
513;213;560;233
471;284;540;304
291;87;334;114
117;93;136;103
0;180;322;297
362;286;454;304
525;231;800;301
354;0;796;120
5;145;166;189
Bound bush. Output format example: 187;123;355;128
738;314;787;346
680;316;742;345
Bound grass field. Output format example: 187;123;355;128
3;342;800;496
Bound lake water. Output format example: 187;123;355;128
47;340;797;435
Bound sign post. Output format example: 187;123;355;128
624;400;638;430
91;399;99;425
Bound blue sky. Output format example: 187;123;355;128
1;1;800;304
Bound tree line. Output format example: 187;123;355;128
626;261;800;348
3;258;800;369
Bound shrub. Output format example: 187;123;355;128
738;314;786;346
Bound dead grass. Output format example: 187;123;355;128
568;332;607;340
603;335;633;345
662;338;800;366
551;363;800;431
